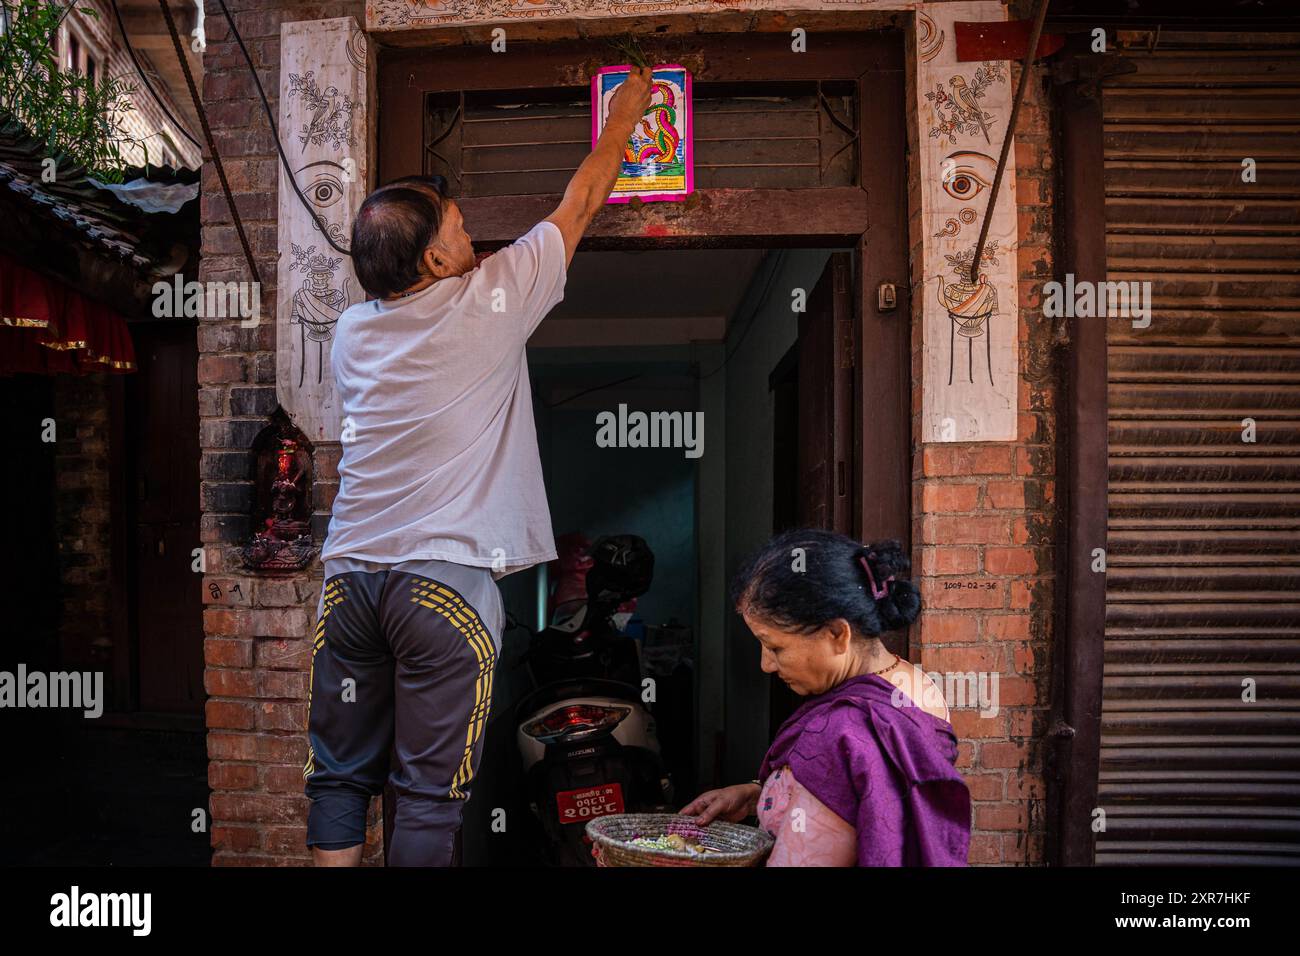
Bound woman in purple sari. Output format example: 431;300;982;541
681;530;971;866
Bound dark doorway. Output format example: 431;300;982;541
0;374;60;670
123;321;205;715
769;342;801;737
767;253;856;737
796;252;855;535
0;322;210;865
374;24;912;835
0;374;61;861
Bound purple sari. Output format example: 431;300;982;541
758;673;971;866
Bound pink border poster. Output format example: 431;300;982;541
592;65;694;204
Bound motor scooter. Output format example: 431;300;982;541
514;534;673;865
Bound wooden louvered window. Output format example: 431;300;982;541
420;80;858;198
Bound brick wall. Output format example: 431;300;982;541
197;0;368;866
906;22;1059;864
52;373;115;674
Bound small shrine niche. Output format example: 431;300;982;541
242;411;317;574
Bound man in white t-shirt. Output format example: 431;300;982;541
304;67;654;867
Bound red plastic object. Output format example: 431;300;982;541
954;19;1065;62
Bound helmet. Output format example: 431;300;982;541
584;534;654;606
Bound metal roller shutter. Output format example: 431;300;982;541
1099;31;1300;865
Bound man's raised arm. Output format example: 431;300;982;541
544;66;654;268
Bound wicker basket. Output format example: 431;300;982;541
586;813;773;867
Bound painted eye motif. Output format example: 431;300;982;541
944;168;989;199
941;150;995;201
305;172;345;209
295;161;348;210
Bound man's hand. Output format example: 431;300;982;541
607;66;654;126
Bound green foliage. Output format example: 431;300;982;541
0;0;145;181
608;34;651;70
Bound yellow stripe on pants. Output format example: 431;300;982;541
303;580;347;780
409;581;497;800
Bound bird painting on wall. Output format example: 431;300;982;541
925;63;1005;146
948;75;991;144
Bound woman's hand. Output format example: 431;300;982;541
679;783;761;825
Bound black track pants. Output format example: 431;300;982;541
303;568;499;866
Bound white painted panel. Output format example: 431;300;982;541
276;17;368;444
916;1;1020;442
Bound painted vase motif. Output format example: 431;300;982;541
938;273;997;387
937;273;996;336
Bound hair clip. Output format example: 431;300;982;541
858;553;894;601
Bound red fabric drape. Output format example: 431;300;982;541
0;252;136;375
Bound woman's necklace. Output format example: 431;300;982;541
868;653;901;676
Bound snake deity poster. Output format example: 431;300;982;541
592;65;693;203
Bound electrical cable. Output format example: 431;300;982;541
544;372;643;409
968;0;1050;283
213;0;351;257
108;0;201;150
696;248;787;381
155;0;260;286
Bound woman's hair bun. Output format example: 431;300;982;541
730;529;922;639
860;540;921;631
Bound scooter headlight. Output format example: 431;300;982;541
523;703;631;745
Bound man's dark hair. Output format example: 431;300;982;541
350;175;449;299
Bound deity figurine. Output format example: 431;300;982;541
242;438;317;573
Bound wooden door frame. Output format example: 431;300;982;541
378;33;881;243
1048;40;1112;867
377;27;912;548
377;30;914;784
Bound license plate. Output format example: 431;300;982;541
556;783;625;823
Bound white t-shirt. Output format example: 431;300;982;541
320;219;567;578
